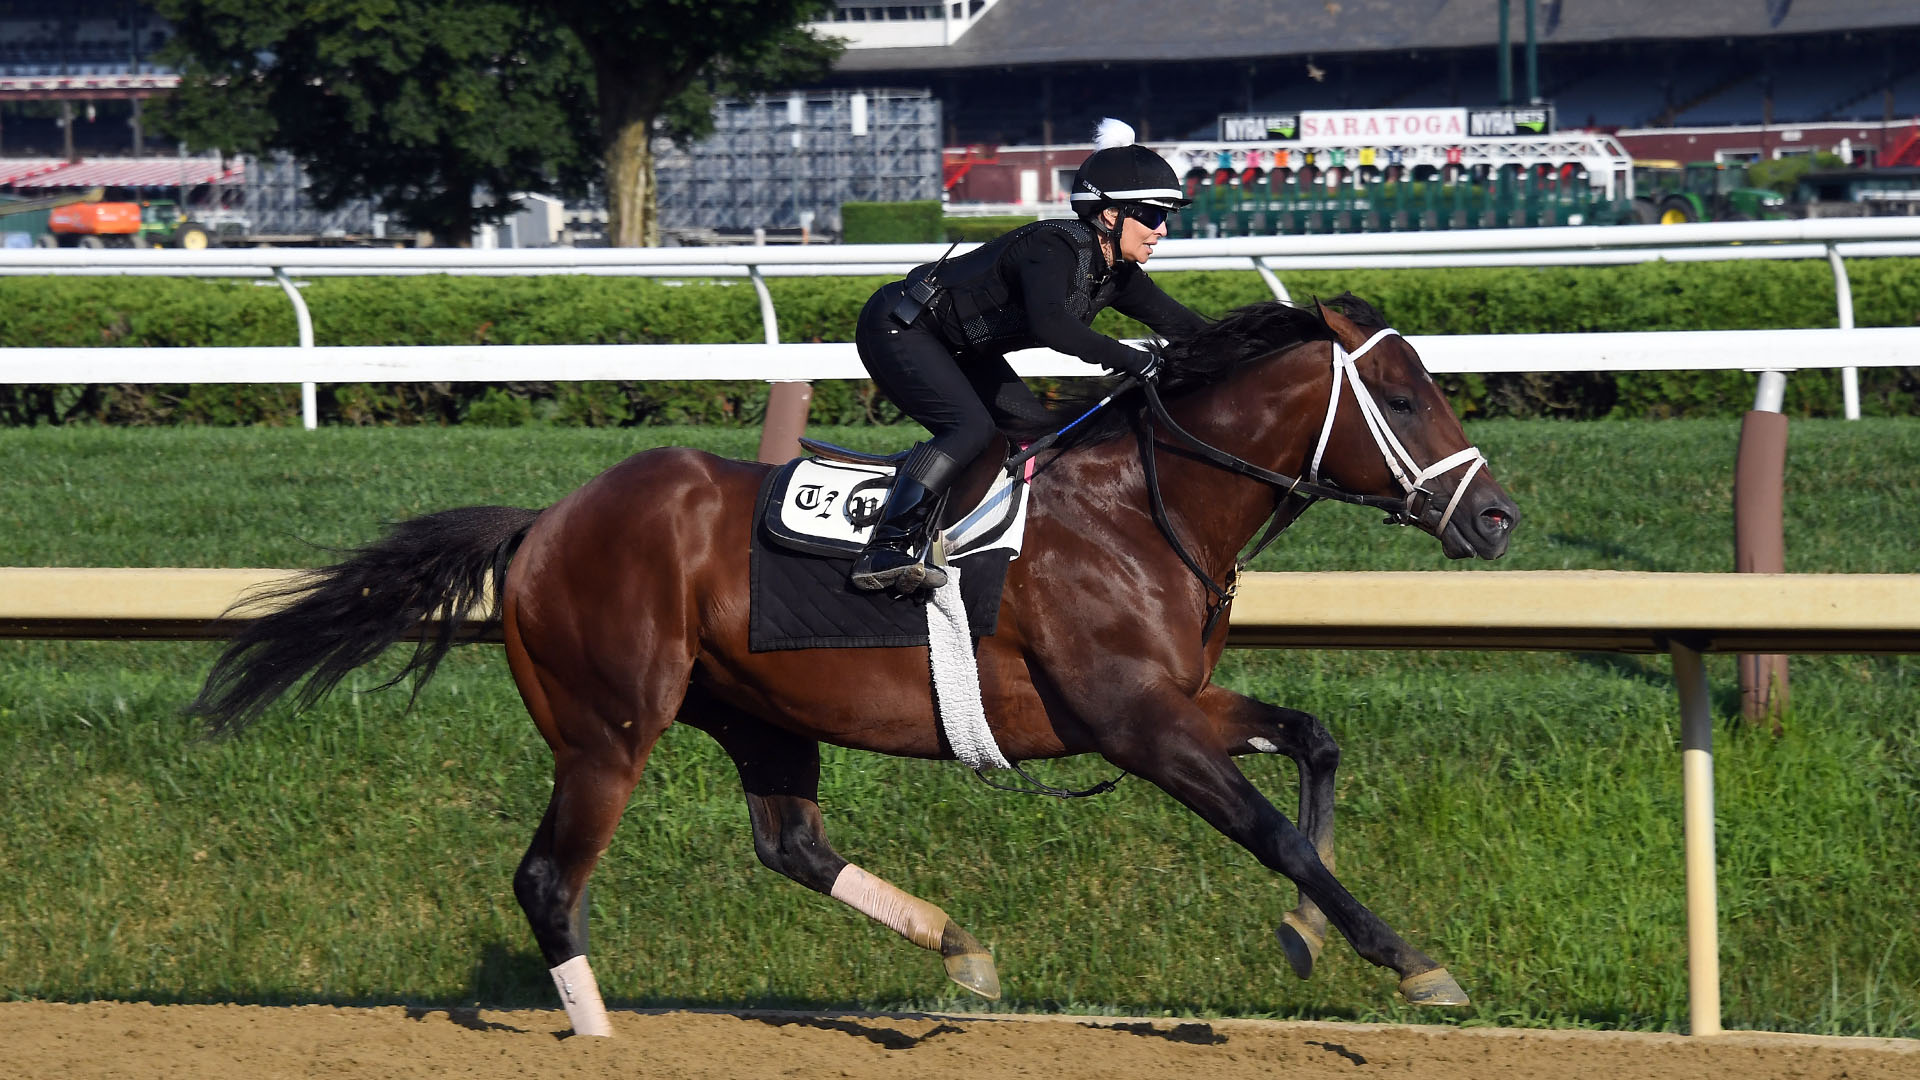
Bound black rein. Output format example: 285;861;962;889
1137;376;1415;641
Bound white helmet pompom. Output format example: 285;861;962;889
1093;118;1136;151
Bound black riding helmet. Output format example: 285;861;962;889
1070;118;1190;239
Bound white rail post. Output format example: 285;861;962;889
749;262;810;464
1669;641;1723;1036
1251;255;1292;302
1826;243;1860;420
273;267;317;430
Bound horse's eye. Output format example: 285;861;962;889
1388;397;1413;414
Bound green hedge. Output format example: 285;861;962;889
3;259;1918;425
943;215;1037;242
840;200;942;244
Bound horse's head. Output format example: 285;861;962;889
1311;301;1519;560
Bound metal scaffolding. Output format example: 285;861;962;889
235;153;381;240
656;88;940;236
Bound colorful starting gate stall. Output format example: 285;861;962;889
1168;108;1634;237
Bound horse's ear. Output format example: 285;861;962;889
1316;300;1371;351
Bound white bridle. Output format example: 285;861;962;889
1306;327;1488;538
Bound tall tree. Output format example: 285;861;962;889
154;0;598;244
549;0;841;246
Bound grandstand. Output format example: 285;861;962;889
808;0;1920;196
1;1;176;159
8;2;1920;231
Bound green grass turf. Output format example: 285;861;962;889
0;421;1915;1036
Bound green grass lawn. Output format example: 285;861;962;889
0;420;1915;1037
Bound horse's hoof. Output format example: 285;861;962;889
1399;967;1471;1007
1275;911;1324;981
940;923;1001;1000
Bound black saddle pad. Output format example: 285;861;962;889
749;469;1010;652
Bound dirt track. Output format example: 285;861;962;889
4;1002;1917;1080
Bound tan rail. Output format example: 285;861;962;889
5;567;1918;653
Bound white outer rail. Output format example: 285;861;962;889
3;326;1915;385
5;216;1919;273
3;217;1919;426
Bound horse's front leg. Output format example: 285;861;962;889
1197;685;1339;981
1099;689;1468;1007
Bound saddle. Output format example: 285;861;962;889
765;439;1029;560
747;440;1031;652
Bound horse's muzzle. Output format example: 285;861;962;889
1452;496;1520;560
1416;481;1519;560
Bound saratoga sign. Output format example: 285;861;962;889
1299;108;1467;143
1219;107;1557;146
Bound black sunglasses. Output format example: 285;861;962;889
1124;205;1170;230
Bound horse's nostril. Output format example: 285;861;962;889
1481;507;1513;533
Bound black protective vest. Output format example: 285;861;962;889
908;219;1132;357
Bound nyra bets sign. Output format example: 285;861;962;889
1298;108;1467;145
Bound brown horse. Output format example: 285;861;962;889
191;296;1519;1035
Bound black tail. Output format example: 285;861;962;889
189;505;542;734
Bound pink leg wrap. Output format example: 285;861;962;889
829;864;948;950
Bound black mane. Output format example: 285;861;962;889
1009;292;1389;449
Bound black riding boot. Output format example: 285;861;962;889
850;444;960;594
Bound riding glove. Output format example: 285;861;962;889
1110;343;1165;381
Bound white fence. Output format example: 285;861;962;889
10;328;1917;383
3;217;1919;428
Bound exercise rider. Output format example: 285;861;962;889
849;118;1209;594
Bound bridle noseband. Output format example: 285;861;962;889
1138;327;1488;639
1309;327;1487;538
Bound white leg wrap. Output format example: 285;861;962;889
830;863;948;950
548;954;612;1037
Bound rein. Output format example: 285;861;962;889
1138;327;1487;639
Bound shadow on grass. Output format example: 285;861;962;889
1542;533;1674;572
10;943;1706;1036
1573;652;1668;689
1573;651;1765;720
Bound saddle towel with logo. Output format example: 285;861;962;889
748;457;1030;652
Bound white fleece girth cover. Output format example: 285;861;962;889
926;562;1011;770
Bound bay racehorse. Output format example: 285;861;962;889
191;295;1519;1035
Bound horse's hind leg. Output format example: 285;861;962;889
1099;690;1468;1007
1200;685;1340;981
687;699;1000;1000
513;749;653;1036
505;613;686;1037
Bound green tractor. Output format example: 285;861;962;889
133;199;215;249
1632;160;1789;224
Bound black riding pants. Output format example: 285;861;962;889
855;283;1051;481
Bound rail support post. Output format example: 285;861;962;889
273;267;318;430
1670;641;1723;1037
1733;396;1789;728
1826;244;1860;421
1252;256;1291;302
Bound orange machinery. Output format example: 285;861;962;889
47;201;144;238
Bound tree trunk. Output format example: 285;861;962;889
594;61;667;248
605;113;655;247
